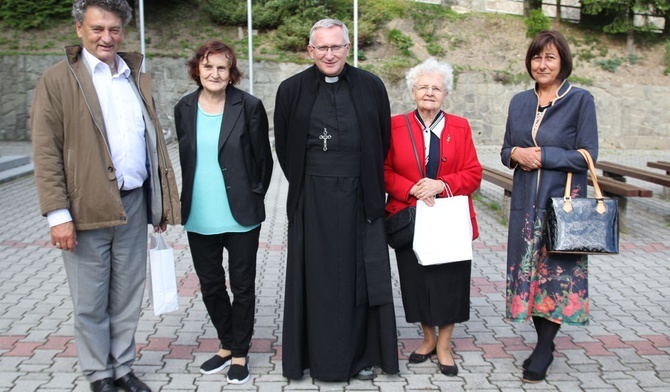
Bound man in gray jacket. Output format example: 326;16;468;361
30;1;180;391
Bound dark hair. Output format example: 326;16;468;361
186;40;242;87
72;0;133;26
525;30;572;81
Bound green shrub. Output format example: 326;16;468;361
569;75;593;86
492;70;528;85
206;0;247;26
374;56;415;83
427;42;444;57
627;53;641;65
0;0;71;30
596;57;623;72
665;42;670;76
355;19;377;47
274;15;312;51
388;29;413;56
205;0;400;53
525;9;550;38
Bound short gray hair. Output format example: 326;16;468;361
72;0;133;26
406;58;454;95
309;18;350;45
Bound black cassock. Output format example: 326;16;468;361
282;77;399;381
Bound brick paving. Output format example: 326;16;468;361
0;141;669;391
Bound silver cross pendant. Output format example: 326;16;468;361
319;128;332;152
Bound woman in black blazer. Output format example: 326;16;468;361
174;40;273;385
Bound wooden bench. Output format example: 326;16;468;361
646;161;670;198
596;160;669;199
480;164;652;228
482;165;653;198
587;174;653;197
647;161;670;173
481;166;514;217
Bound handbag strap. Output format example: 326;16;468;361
443;181;454;198
563;149;606;214
404;113;425;178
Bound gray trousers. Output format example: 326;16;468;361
62;188;148;382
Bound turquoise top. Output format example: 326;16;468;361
184;106;259;234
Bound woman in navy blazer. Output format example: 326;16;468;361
174;41;273;384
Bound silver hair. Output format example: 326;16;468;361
309;18;350;45
72;0;133;26
405;58;454;95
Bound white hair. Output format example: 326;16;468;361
405;58;454;95
309;18;350;45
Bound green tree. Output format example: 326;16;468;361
0;0;71;30
525;9;550;38
581;0;670;54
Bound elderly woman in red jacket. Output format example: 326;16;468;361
384;58;482;376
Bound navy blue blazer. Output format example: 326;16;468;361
174;85;273;227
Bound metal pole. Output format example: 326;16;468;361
139;0;146;72
353;0;358;68
247;0;254;95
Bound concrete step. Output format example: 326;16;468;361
0;155;31;171
0;162;34;184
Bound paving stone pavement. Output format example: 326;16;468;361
0;141;669;391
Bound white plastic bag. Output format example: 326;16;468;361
149;232;179;315
413;194;473;266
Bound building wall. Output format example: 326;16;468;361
2;55;669;149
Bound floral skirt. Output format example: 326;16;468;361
506;214;589;325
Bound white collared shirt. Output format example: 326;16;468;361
47;49;147;227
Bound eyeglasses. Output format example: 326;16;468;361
310;44;349;55
414;85;444;95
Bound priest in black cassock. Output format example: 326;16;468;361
274;18;399;381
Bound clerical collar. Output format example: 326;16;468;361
316;64;347;83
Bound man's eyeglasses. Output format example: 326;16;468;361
310;44;349;55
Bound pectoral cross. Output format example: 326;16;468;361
319;128;332;151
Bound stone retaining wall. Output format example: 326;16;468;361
2;55;668;149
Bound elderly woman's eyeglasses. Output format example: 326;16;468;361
414;85;444;95
310;44;349;55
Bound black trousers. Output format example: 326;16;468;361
187;226;261;357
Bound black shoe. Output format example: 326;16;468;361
522;342;556;371
114;372;151;392
438;361;458;376
90;378;116;392
226;358;250;384
408;347;437;364
200;353;232;375
522;354;554;383
354;367;376;380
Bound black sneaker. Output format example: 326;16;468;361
226;360;250;384
199;354;232;375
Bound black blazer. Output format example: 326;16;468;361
274;64;391;223
174;85;273;227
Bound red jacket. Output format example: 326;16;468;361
384;111;483;240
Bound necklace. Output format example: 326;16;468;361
319;79;340;152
